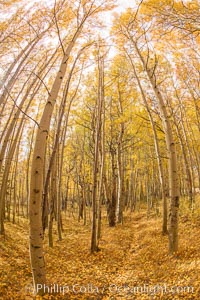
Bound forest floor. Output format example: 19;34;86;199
0;205;200;300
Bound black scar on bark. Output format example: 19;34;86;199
174;196;179;208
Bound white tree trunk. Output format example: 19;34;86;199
134;43;179;253
29;26;84;294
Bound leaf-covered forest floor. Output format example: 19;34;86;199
0;205;200;300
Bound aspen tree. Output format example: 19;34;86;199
133;42;179;253
29;0;115;293
107;97;117;227
116;89;125;224
42;45;88;233
126;52;168;234
0;34;50;107
91;50;104;253
95;46;105;246
0;109;26;233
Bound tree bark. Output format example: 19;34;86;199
133;42;179;253
128;55;168;234
29;23;85;294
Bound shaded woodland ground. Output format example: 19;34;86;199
0;200;200;300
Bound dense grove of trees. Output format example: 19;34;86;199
0;0;200;295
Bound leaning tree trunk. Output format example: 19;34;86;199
0;51;57;175
0;37;42;107
0;116;25;234
107;148;117;227
29;24;85;294
134;42;179;253
128;55;168;234
91;52;103;253
42;47;84;233
97;55;105;243
173;113;193;207
116;90;124;224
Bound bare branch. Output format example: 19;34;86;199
5;87;40;128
